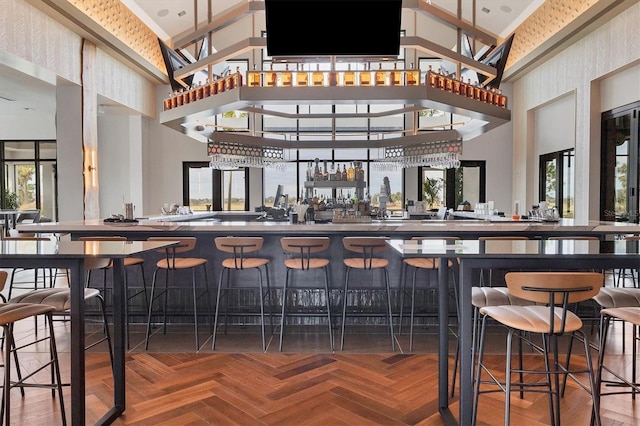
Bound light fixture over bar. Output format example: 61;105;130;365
373;139;463;170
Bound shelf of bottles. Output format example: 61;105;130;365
372;139;463;171
303;159;366;199
207;140;286;170
163;67;244;111
242;62;507;109
426;66;507;109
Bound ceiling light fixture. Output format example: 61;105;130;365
157;9;169;17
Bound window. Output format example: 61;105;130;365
0;140;57;221
183;162;248;211
419;161;486;211
539;149;574;218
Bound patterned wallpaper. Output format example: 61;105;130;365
506;0;599;69
66;0;166;75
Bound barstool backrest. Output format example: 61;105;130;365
215;237;264;254
281;237;329;254
343;237;388;254
148;236;196;254
506;271;603;306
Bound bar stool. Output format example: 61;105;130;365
8;257;115;368
279;237;333;351
5;236;56;299
78;236;148;349
473;271;601;426
145;237;212;351
213;236;273;352
398;236;459;352
0;303;66;425
341;237;394;351
594;306;640;419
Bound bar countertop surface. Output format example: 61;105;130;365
17;216;640;237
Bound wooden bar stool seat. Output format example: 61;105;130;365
213;236;273;352
145;237;212;351
473;271;602;425
341;237;394;351
279;237;333;351
0;303;66;425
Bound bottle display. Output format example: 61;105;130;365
248;64;262;87
281;64;292;87
216;74;226;93
436;68;445;90
267;64;278;87
296;63;308;87
389;63;402;86
343;64;355;86
176;89;184;107
232;66;243;88
312;64;325;86
427;65;437;88
358;63;371;86
406;63;419;86
375;63;387;86
163;93;172;111
347;162;355;181
196;81;204;100
203;78;211;97
341;164;347;181
334;164;342;181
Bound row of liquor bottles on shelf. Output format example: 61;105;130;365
306;159;364;182
163;67;243;111
426;66;507;108
247;63;420;88
163;63;507;111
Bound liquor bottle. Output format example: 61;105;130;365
375;63;387;86
281;64;292;87
436;68;446;90
334;164;342;181
329;162;336;181
347;162;355;181
389;63;402;86
444;73;454;92
459;76;467;97
354;162;361;181
170;90;179;109
196;81;204;100
343;64;355;86
486;87;494;104
328;65;338;87
313;158;320;181
306;162;313;181
312;64;325;87
452;76;461;95
341;164;348;181
358;63;371;86
216;74;226;93
323;160;329;180
406;63;419;86
466;79;474;98
296;63;308;87
266;64;277;87
209;77;218;96
427;65;437;88
163;93;173;111
248;64;262;87
498;90;507;108
233;66;243;88
474;82;483;101
203;78;211;97
176;89;184;107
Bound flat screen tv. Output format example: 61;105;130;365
264;0;402;58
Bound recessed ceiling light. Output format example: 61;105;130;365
157;9;169;18
481;7;490;14
177;10;187;17
500;5;512;13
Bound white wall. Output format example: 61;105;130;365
513;2;640;223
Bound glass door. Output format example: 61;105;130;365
539;149;574;218
601;102;640;222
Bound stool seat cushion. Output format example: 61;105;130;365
480;305;583;334
156;257;207;269
284;258;329;270
343;257;389;269
0;303;55;324
472;287;531;308
601;307;640;325
9;287;101;311
593;287;640;308
403;258;454;269
221;258;269;269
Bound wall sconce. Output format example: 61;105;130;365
84;149;98;188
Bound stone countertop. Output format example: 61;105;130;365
16;218;640;236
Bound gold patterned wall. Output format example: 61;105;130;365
506;0;599;69
66;0;166;75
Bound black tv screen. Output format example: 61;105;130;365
264;0;402;58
